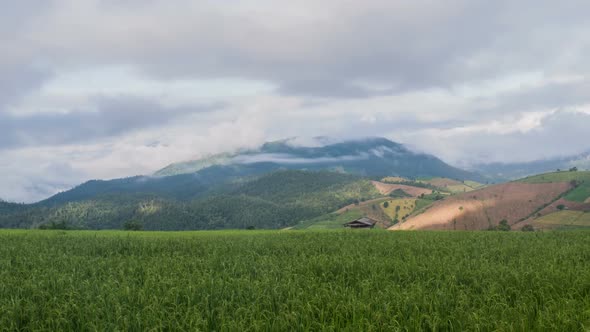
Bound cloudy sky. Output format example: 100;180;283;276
2;0;590;202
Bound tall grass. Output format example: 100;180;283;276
1;230;589;330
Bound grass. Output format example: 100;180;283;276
447;184;474;193
293;209;363;230
416;178;485;193
381;176;408;183
518;171;590;203
414;198;436;213
1;230;589;330
464;180;486;189
519;171;590;184
380;198;415;221
534;211;590;228
564;182;590;202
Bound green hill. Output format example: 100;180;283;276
518;170;590;184
0;171;380;231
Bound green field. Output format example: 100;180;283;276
534;211;590;229
1;230;589;330
381;198;416;220
293;209;363;229
564;182;590;202
519;171;590;184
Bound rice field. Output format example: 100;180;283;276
1;230;589;331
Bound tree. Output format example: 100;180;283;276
556;204;566;211
395;205;400;212
124;220;143;231
383;201;389;208
569;167;578;172
521;224;534;232
497;219;511;231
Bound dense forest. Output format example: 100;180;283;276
0;171;380;230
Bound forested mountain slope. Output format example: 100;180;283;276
0;171;380;230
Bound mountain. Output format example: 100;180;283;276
0;137;485;231
474;151;590;181
155;137;483;181
0;170;380;230
40;137;480;208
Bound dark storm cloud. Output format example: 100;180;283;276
0;96;222;149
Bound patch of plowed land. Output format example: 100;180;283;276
371;181;432;197
389;182;573;231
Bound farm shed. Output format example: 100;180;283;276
344;217;377;228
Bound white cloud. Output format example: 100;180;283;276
1;0;590;202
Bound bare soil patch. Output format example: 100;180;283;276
389;182;572;231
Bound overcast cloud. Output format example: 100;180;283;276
1;0;590;202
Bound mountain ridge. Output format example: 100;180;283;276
154;137;483;181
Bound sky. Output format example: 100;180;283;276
2;0;590;203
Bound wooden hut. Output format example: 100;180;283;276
344;217;377;228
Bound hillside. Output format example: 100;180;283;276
0;171;380;231
295;180;441;230
34;137;481;209
390;171;590;231
155;137;483;181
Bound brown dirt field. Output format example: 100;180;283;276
389;182;573;231
371;181;432;197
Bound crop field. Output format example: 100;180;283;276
534;211;590;229
293;210;363;230
519;171;590;183
565;182;590;202
1;230;590;331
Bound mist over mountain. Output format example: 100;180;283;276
155;137;482;181
473;151;590;181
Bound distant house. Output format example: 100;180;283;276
344;217;377;228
